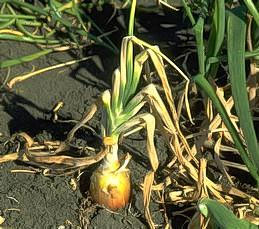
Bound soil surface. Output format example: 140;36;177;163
0;4;184;229
1;4;258;229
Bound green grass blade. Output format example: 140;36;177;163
0;14;36;20
207;0;225;58
193;17;205;74
118;38;128;110
227;6;259;170
0;18;14;29
206;0;225;78
217;48;259;62
199;198;258;229
16;19;46;39
245;48;259;58
252;1;259;51
181;0;195;26
111;68;121;115
243;0;259;27
123;40;133;103
128;0;137;36
0;34;60;44
123;0;137;104
0;49;53;68
127;50;148;100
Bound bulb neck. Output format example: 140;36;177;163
101;143;120;172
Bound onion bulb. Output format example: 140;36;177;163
90;159;131;211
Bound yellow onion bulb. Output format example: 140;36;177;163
90;161;131;211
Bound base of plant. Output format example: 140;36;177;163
90;162;131;211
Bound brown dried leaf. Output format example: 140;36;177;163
143;171;155;229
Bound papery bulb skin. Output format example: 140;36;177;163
90;161;131;211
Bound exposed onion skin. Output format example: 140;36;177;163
90;161;131;211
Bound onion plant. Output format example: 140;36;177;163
0;0;118;68
0;1;258;228
197;198;258;229
177;0;259;228
70;0;191;214
182;0;259;185
0;0;190;221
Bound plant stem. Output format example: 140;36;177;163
0;14;37;19
102;144;119;170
